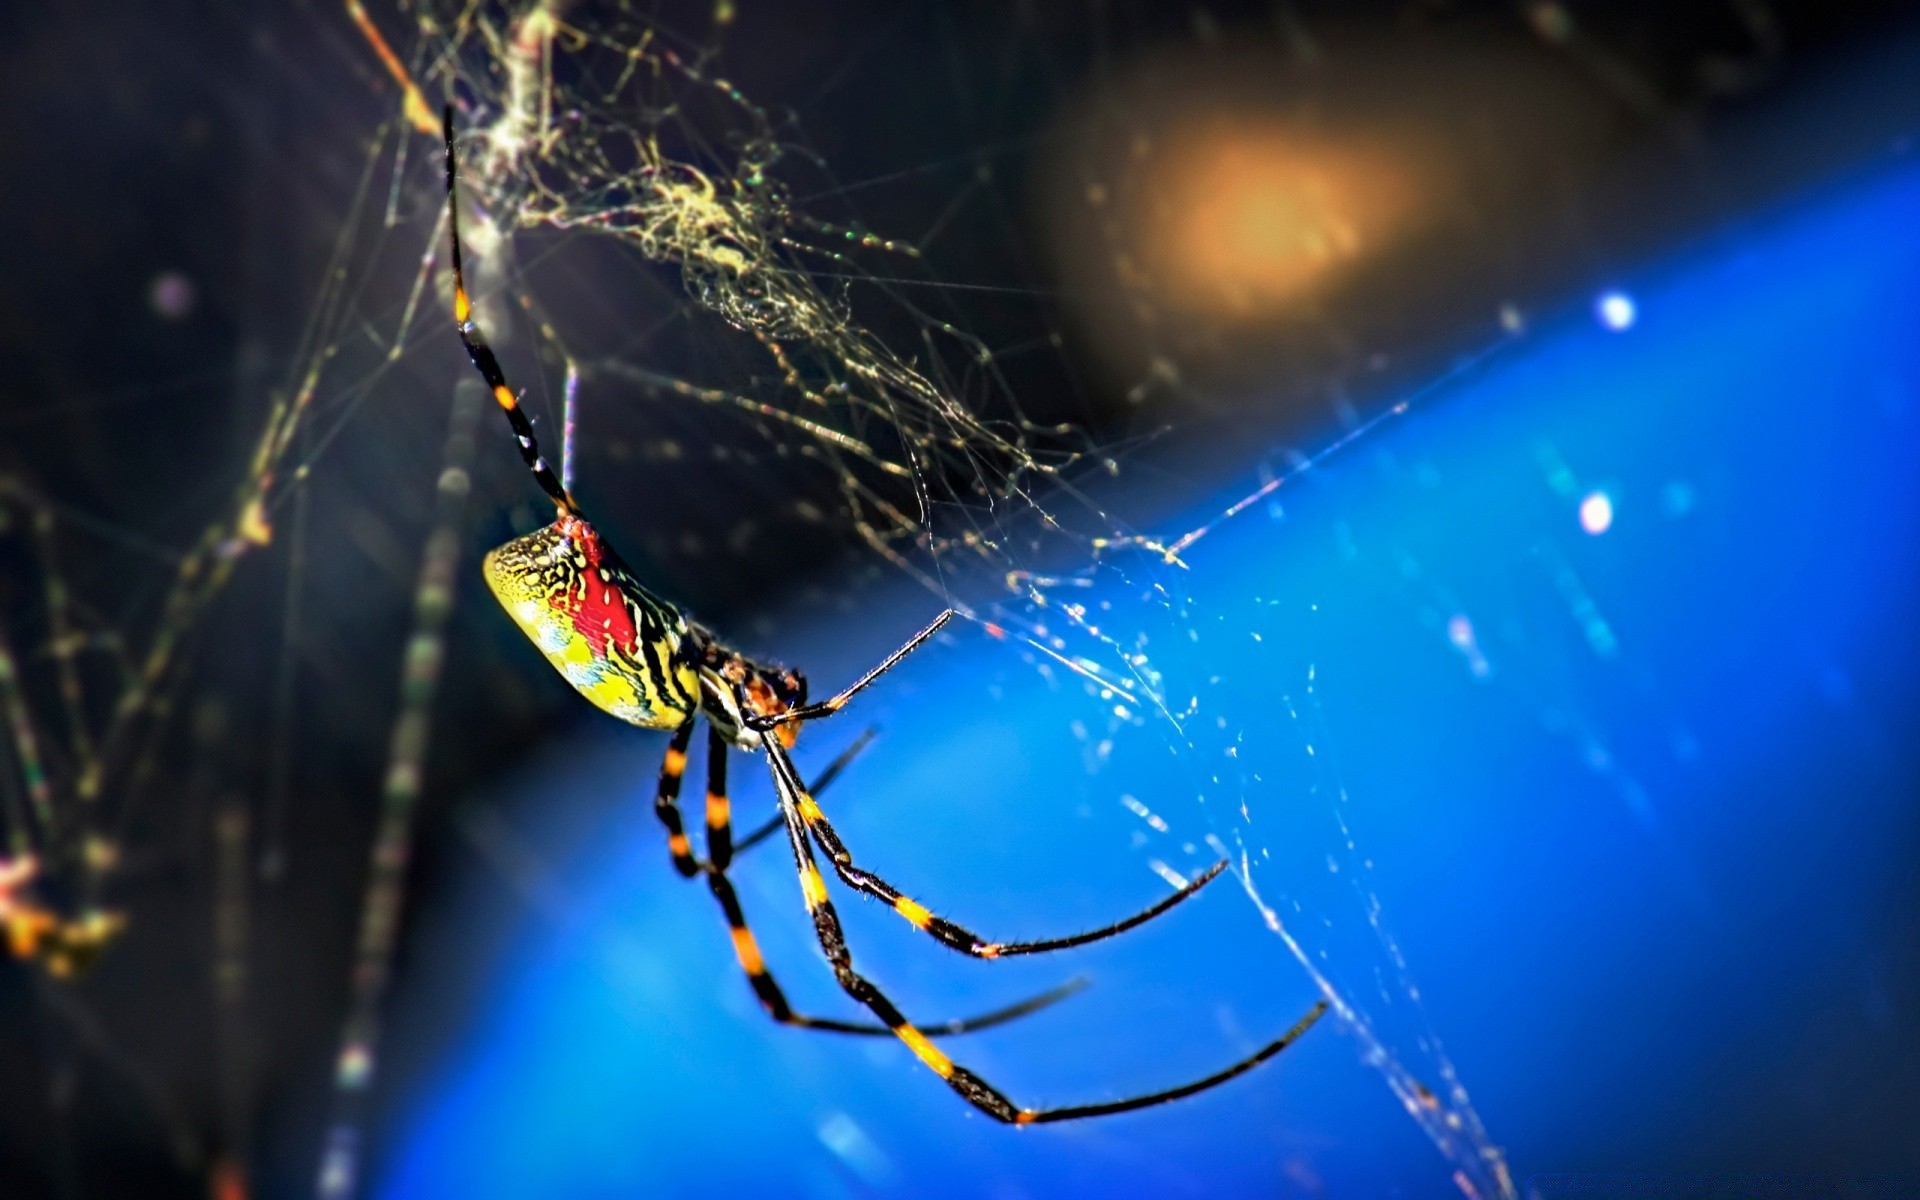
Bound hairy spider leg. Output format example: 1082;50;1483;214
704;724;734;871
742;612;1231;954
746;610;954;733
654;721;701;877
765;739;1328;1122
732;725;879;857
801;776;1230;958
658;713;875;874
443;109;575;519
689;732;1084;1039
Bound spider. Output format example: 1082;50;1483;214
442;107;1326;1124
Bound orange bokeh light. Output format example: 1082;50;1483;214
1133;117;1426;321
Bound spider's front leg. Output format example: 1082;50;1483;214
745;609;954;734
745;610;1227;956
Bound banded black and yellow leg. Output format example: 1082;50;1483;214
767;745;1326;1123
701;802;1080;1037
704;725;734;872
777;747;1228;959
443;107;577;518
734;726;878;858
704;864;796;1022
654;721;700;878
745;611;953;735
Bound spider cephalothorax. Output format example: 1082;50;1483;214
695;637;808;749
445;105;1324;1126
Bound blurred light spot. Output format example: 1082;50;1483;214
1135;117;1424;321
1447;613;1491;679
1549;557;1619;658
1121;793;1169;832
1527;2;1577;44
1535;442;1579;497
463;211;504;257
1579;490;1614;535
1596;290;1636;331
317;1128;358;1200
817;1112;895;1185
149;271;197;320
1146;858;1189;888
335;1040;373;1089
210;1159;246;1200
1660;480;1696;518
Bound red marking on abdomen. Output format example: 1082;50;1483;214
552;571;640;659
548;516;639;659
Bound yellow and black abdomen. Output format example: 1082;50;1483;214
483;515;701;730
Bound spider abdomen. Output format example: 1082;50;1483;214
483;515;700;730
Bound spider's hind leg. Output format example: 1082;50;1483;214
771;737;1228;959
764;740;1326;1123
652;720;700;878
700;863;1082;1040
697;727;1084;1040
704;724;734;871
732;725;878;859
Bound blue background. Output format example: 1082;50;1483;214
376;148;1920;1198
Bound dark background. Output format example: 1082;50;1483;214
1;2;1917;1196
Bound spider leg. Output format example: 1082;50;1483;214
732;725;878;858
747;610;952;733
765;742;1327;1122
652;721;700;878
700;730;1084;1038
442;106;576;518
704;724;734;871
700;864;1083;1039
766;738;1227;959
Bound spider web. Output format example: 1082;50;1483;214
380;6;1516;1198
0;2;1681;1196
